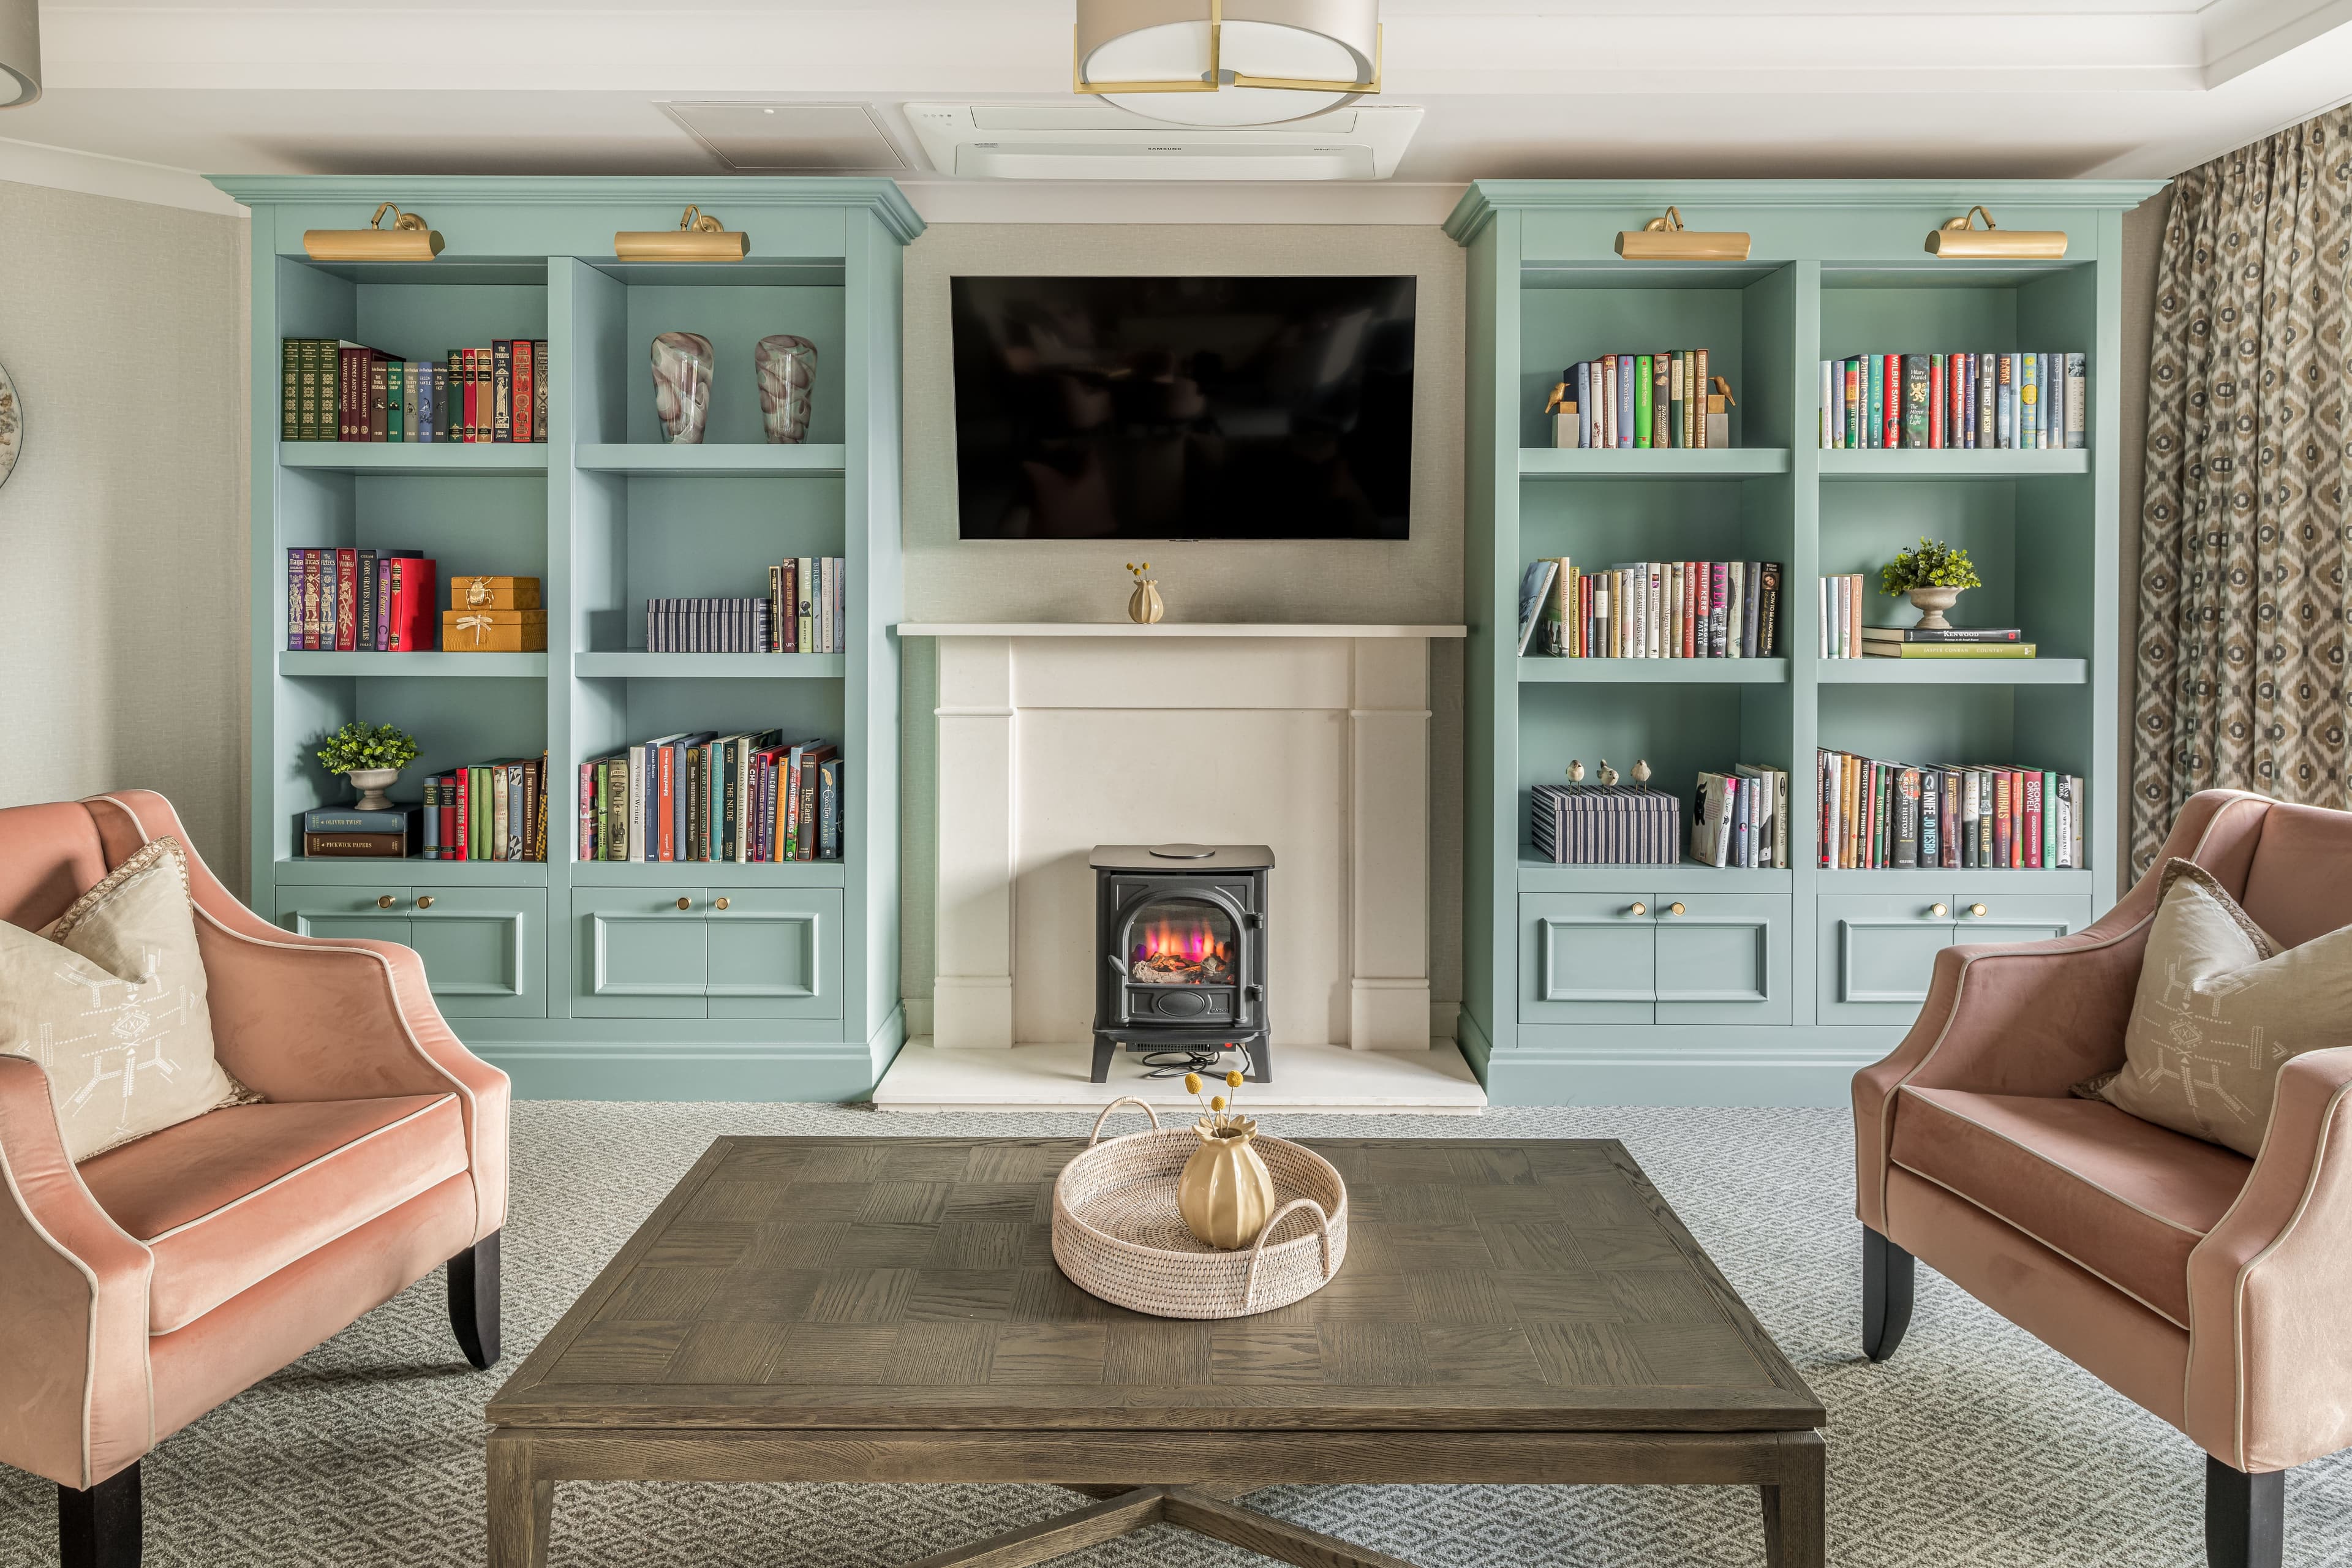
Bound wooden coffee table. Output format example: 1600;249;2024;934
486;1136;1825;1567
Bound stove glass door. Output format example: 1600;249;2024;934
1125;897;1238;987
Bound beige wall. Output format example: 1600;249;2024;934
0;181;251;891
2116;184;2173;876
897;225;1468;1035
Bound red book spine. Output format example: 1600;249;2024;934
451;772;469;861
410;559;437;650
1681;562;1697;658
333;548;358;650
2022;773;2043;869
656;748;676;862
339;347;359;440
510;341;532;447
1950;354;1967;448
1928;357;1945;448
1880;355;1899;448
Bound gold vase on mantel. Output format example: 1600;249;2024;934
1178;1117;1276;1250
1128;580;1165;624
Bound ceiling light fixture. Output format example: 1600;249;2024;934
1615;208;1751;262
1927;205;2067;259
1;0;40;107
303;204;443;263
1074;0;1380;127
614;205;748;263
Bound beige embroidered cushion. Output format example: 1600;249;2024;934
0;835;253;1161
2094;859;2352;1157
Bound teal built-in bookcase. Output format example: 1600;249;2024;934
1447;179;2163;1107
215;176;920;1099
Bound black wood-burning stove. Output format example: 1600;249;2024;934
1090;843;1273;1085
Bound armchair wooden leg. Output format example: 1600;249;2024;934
58;1461;140;1568
2206;1456;2285;1568
449;1229;502;1370
1862;1227;1914;1363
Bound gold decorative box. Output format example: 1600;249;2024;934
450;575;541;611
442;608;548;652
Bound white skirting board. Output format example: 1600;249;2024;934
871;1038;1488;1114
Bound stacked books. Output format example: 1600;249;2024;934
579;734;842;863
1692;766;1790;868
1529;783;1679;865
645;559;848;653
1818;352;2085;450
1863;625;2035;659
1519;558;1781;659
285;548;437;652
1547;351;1720;449
1819;750;2086;869
300;806;421;859
278;338;550;443
420;757;551;861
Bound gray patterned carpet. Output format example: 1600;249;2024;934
4;1102;2348;1566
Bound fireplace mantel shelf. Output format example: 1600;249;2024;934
898;622;1468;638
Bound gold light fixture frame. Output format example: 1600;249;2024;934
613;205;749;263
302;203;443;263
1072;1;1382;99
1926;205;2067;260
1615;207;1752;263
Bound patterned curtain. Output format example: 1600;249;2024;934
2131;106;2352;876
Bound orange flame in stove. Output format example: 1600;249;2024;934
1136;918;1227;965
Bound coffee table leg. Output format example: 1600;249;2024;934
1758;1432;1826;1568
486;1430;553;1568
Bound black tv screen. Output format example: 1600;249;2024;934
951;274;1415;540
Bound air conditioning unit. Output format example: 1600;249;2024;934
902;101;1422;181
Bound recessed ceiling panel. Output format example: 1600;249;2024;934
660;101;908;171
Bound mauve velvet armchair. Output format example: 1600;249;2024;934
1855;789;2352;1568
0;791;510;1568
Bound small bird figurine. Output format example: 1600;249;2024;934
1566;759;1585;783
1597;760;1619;786
1632;759;1652;784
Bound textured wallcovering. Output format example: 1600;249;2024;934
0;182;251;895
895;225;1468;1034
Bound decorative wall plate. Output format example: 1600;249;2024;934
0;359;19;489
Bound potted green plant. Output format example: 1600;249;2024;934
1880;537;1983;631
315;722;421;812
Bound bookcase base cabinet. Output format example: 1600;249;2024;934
1521;892;1791;1027
1816;891;2085;1026
274;884;548;1019
572;888;844;1021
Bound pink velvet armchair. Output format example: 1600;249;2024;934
0;791;510;1568
1855;790;2352;1568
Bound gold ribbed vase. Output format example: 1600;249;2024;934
1177;1118;1276;1250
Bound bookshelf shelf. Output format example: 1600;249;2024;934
1451;177;2158;1109
574;443;848;477
279;443;549;477
1518;448;1792;479
279;652;549;678
573;652;846;679
1517;658;1789;685
1815;658;2087;685
228;175;920;1103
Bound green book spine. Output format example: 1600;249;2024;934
2043;770;2059;869
1651;352;1670;448
1861;641;2038;658
1634;355;1653;448
1901;354;1930;448
1667;352;1683;450
280;339;301;442
385;360;404;443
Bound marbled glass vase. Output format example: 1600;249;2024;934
650;331;714;444
755;334;817;445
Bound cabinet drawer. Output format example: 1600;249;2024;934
1521;893;1657;1024
275;884;413;944
1818;891;1956;1025
571;887;845;1020
1653;893;1790;1025
707;889;843;1020
1950;892;2089;949
575;886;709;1019
407;888;546;1019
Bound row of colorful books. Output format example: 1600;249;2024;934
1692;767;1790;869
1818;576;2036;658
1546;351;1733;450
1819;750;2086;870
1817;352;2085;450
297;756;549;861
284;548;437;652
277;339;549;443
1518;558;1782;659
579;733;841;863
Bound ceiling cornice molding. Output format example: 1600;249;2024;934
0;135;247;216
1444;177;2174;243
205;174;925;243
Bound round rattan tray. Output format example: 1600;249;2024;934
1052;1098;1349;1319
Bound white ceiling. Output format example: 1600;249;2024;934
6;1;2351;219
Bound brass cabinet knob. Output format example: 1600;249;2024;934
714;897;731;911
1969;903;1989;918
676;896;692;911
1929;903;1948;918
1628;902;1648;917
377;894;398;909
416;895;434;910
1667;902;1686;916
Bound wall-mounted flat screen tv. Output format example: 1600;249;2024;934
951;274;1415;540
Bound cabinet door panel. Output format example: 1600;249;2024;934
1819;891;1956;1025
1654;894;1790;1025
1521;893;1656;1025
1950;892;2090;949
274;885;410;945
707;889;844;1020
408;888;546;1019
574;888;708;1019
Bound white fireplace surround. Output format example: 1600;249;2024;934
901;623;1466;1055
